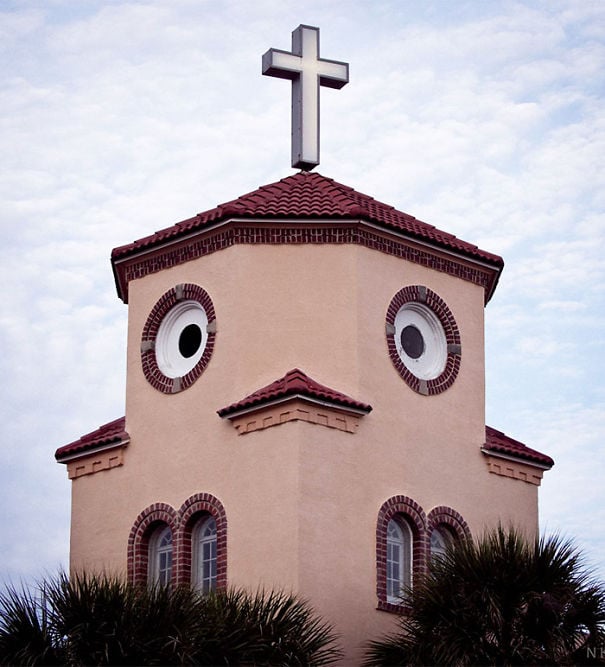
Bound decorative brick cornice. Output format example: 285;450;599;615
113;220;500;304
140;284;216;394
386;285;461;395
112;172;503;304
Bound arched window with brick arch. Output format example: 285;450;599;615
128;503;179;586
148;524;173;586
427;506;471;561
192;516;217;593
177;493;227;590
376;495;428;611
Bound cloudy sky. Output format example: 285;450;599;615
1;0;604;586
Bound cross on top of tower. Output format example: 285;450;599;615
262;25;349;171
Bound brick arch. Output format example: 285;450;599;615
176;493;227;588
127;502;179;585
376;495;428;612
427;505;471;543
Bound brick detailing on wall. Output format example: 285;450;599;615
140;284;216;394
128;503;179;586
115;222;496;304
376;496;471;614
127;494;227;588
376;495;429;614
177;493;227;589
385;285;461;396
427;506;472;542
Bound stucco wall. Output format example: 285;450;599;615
68;241;539;663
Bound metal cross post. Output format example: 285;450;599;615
262;25;349;171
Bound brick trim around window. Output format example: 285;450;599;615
427;505;472;542
127;493;227;588
376;497;470;613
177;493;228;589
128;503;179;586
140;284;216;394
376;495;428;613
386;285;461;396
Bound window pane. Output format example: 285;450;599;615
149;526;172;587
203;517;217;538
386;518;412;602
195;517;218;594
431;527;451;561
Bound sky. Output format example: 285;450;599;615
1;0;604;586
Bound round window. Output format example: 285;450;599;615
155;301;208;378
141;284;216;393
394;303;447;380
386;286;461;395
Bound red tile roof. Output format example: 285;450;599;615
217;368;372;418
55;417;128;462
111;171;503;268
484;426;554;468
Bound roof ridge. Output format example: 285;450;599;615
110;171;504;303
55;416;128;461
111;171;500;262
217;368;372;418
484;425;554;468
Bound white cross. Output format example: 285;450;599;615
262;25;349;170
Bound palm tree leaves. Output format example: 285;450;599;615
365;527;605;666
0;573;342;666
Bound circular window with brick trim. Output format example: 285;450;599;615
386;286;461;395
141;284;216;394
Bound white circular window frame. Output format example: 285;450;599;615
394;303;447;381
155;300;209;379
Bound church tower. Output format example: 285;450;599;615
55;25;553;663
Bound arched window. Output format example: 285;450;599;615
430;525;451;561
129;495;226;588
193;516;217;593
377;495;427;611
148;525;173;587
427;506;471;565
386;518;412;602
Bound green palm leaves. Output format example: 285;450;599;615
0;574;342;666
365;527;605;666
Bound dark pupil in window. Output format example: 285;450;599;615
401;325;424;359
179;324;202;358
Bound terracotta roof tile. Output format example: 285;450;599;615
217;368;372;418
111;171;503;267
55;417;128;461
484;425;554;468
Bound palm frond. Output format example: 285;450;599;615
364;527;605;666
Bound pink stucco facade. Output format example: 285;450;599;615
55;173;554;664
61;231;549;662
